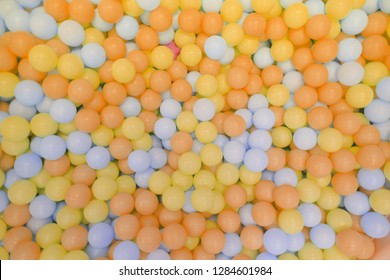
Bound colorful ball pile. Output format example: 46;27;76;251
0;0;389;260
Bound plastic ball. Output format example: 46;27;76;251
341;9;368;35
14;153;42;178
49;98;77;124
203;35;228;61
297;203;322;227
360;212;390;239
193;98;216;122
29;12;57;40
283;3;309;29
112;58;136;84
190;187;214;212
376;77;390;102
357;168;386;191
253;47;274;69
364;99;390;123
88;222;114;249
4;8;30;32
252;108;275;130
248;129;272;151
86;146;111;170
127;150;151;173
310;224;336;249
263;228;288;256
223;140;246;165
80;43;106;69
66;131;92;155
293;127;317;151
115;16;139;41
58;20;85;47
337;61;364;86
274;168;298;187
39;135;66;161
337;38;362;62
113;240;140;260
0;115;30;141
243;148;268;172
222;233;242;257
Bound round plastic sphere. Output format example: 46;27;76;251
343;191;370;216
29;12;57;40
9;100;37;121
40;135;66;160
85;245;109;260
263;228;288;256
287;232;305;252
4;8;30;32
147;249;171;260
305;0;325;16
66;131;92;155
58;20;85;47
202;0;223;12
223;141;246;165
239;204;256;226
136;0;160;11
324;61;340;82
81;43;106;69
297;203;322;227
361;212;390;238
193;98;216;122
14;153;42;178
128;150;151;173
160;99;182;119
148;148;167;169
91;8;113;32
86;146;111;170
153;118;176;140
49;99;77;124
0;190;9;212
113;241;140;260
134;168;154;189
4;169;22;189
364;99;390;123
0;18;5;36
27;217;52;236
253;47;274;69
243;148;268;172
310;224;336;249
29;195;56;219
256;252;278;260
376;77;390;102
16;0;40;8
293;127;317;151
252;108;275;130
379;0;390;12
88;222;114;249
36;97;54;114
248;129;272;150
337;61;364;86
222;233;242;257
282;71;304;94
274;168;298;187
204;35;228;60
341;9;368;35
14;80;44;106
235;109;253;129
357;168;386;191
158;28;175;45
120;97;142;117
337;38;362;62
116;16;139;40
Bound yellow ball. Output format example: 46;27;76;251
180;44;202;67
283;107;307;130
278;209;304;234
323;246;350;260
57;53;84;80
251;0;276;14
112;58;136;84
0;72;19;98
195;122;217;144
92;176;118;200
68;152;86;166
36;223;63;249
325;0;353;20
208;93;225;113
200;143;223;167
81;68;100;89
122;0;144;17
121;117;145;140
83;27;105;45
59;122;77;135
180;0;201;10
327;20;341;39
222;23;244;47
1;138;29;156
174;29;196;48
267;84;290;106
217;72;231;95
176;111;198;133
185;236;200;251
241;182;255;202
8;180;37;205
208;191;225;214
0;246;9;260
97;162;120;179
0;115;30;141
383;160;390;182
83;199;109;224
178;151;202;175
0;219;6;241
28;44;58;72
40;244;67;260
237;35;260;55
149;170;171;195
279;253;299;260
216;163;239;185
45;176;71;202
346;83;374;108
32;169;52;189
190;187;215;212
296;178;321;203
116;175;136;193
239;165;262;185
369;189;390;215
151;46;174;70
162;186;186;211
30;113;58;137
318;128;344;153
298;242;324;260
362;62;388;86
63;250;89;260
283;3;309;29
131;132;153;151
317;186;341;211
56;206;83;230
271;126;292;148
196;74;218;97
352;0;366;8
161;0;179;12
307;173;332;187
171;170;193;191
326;208;353;232
271;39;294;62
221;0;243;23
265;1;282;18
193;170;216;190
0;169;5;187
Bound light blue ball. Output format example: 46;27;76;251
310;224;336;249
344;191;370;216
305;0;325;16
158;27;174;45
363;0;379;14
193;98;216;121
29;195;56;219
5;8;30;31
154;117;176;140
0;0;21;20
151;135;163;148
214;134;229;149
0;18;6;36
183;190;196;213
66;131;92;155
248;129;272;151
135;168;154;189
341;9;368;35
30;137;42;155
255;252;278;260
160;98;182;119
52;201;66;222
139;11;150;25
4;169;22;189
128;150;151;173
86;245;109;260
26;217;52;235
337;38;362;62
279;0;303;8
248;94;269;113
216;253;231;260
293;127;317;151
235;109;253;129
243;148;268;172
239;204;256;226
222;233;242;257
191;139;204;154
120;97;142;117
148;147;168;169
162;138;172;151
231;131;249;149
357;168;386;191
364;99;390;123
185;71;201;92
223;141;246;165
36;96;54;113
287;232;305;252
88;222;115;249
81;43;106;69
14;153;42;178
15;80;44;106
277;59;295;74
49;99;77;124
376;77;390;102
40;135;66;160
219;46;235;65
374;120;390;141
16;0;41;8
252;108;275;130
29;12;57;40
253;47;274;69
116;16;139;40
263;228;288;255
147;249;171;260
379;0;390;13
204;35;228;60
282;71;304;93
9;100;37;121
324;61;340;82
298;203;322;227
0;190;9;212
361;212;390;238
274;168;298;186
92;8;113;32
261;170;274;181
58;20;85;47
113;241;140;260
337;61;364;86
86;146;111;170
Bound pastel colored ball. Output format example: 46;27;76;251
361;212;390;238
40;135;66;160
204;35;228;60
86;146;111;170
29;12;57;40
14;153;42;178
88;222;115;249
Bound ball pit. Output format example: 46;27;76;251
0;0;389;261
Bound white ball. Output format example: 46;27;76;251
193;98;216;122
337;38;362;62
136;0;160;11
341;9;368;35
202;0;223;12
116;16;139;41
204;35;228;60
253;47;274;69
337;61;364;86
293;127;318;150
362;0;379;14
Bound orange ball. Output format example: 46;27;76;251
254;180;276;203
136;226;161;253
182;212;206;237
357;234;375;260
100;105;124;129
74;108;101;133
3;226;32;252
179;9;202;33
170;79;193;102
261;65;283;87
65;183;92;209
311;38;338;63
292;47;314;71
288;27;311;47
140;89;162;111
149;6;172;32
306;154;332;178
9;31;38;58
69;0;95;24
139;215;159;228
138;110;158;133
162;223;187;250
44;0;69;22
287;149;309;171
193;245;215;260
135;26;159;51
307;106;333;130
158;208;182;227
44;155;71;176
202;12;224;36
200;228;226;255
273;184;300;209
102;82;127;105
331;172;358;196
134;190;158;215
97;0;123;23
125;74;147;97
336;229;363;257
103;37;126;61
353;125;381;146
149;70;172;93
3;204;31;227
71;164;97;186
318;82;343;105
252;201;276;227
170;247;193;260
67;79;94;105
109;192;134;216
245;73;263;95
127;50;149;73
330;149;357;173
333;112;361;135
240;225;263;250
362;35;388;61
266;147;286;172
222;114;246;137
303;63;328;88
42;74;69;99
10;241;41;260
305;14;331;40
199;57;221;76
167;60;188;81
61;225;88;251
171;131;193;154
217;209;241;233
294;86;318;109
109;137;132;160
18;58;47;82
266;16;288;40
227;66;249;89
224;184;247;209
115;214;140;241
361;12;388;37
356;145;386;169
243;13;267;38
